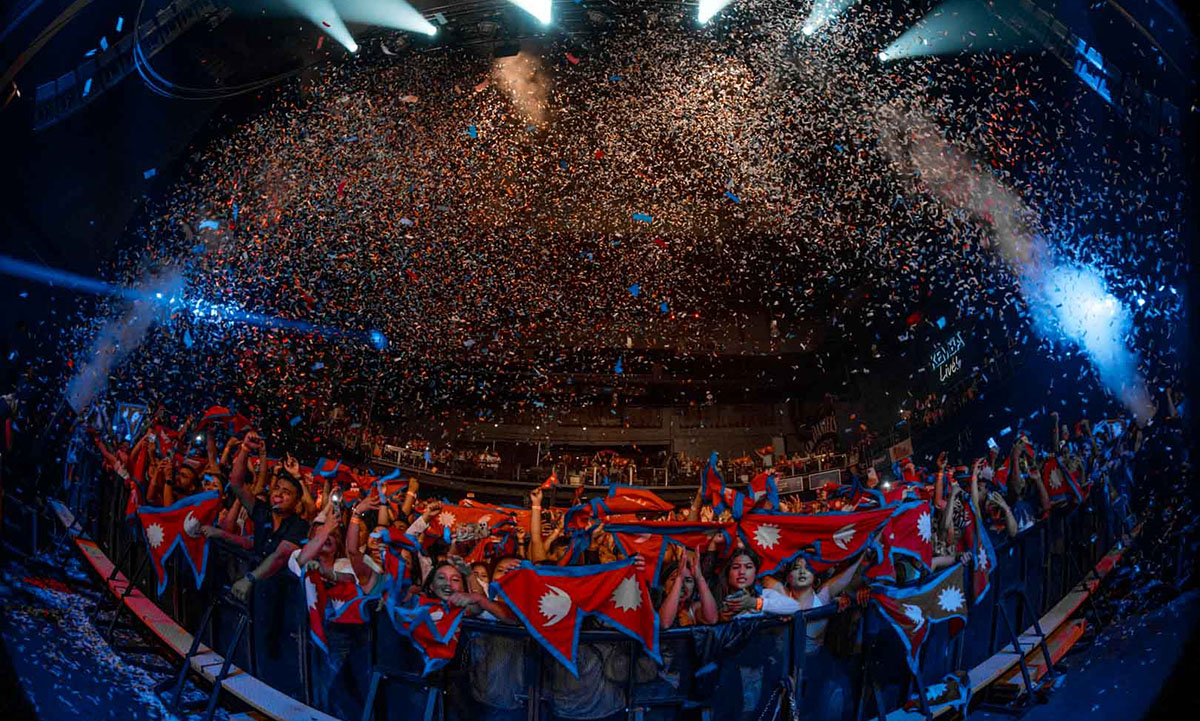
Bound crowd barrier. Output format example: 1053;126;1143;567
73;447;1131;721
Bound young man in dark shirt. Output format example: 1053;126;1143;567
227;431;309;602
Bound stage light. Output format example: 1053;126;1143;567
698;0;733;24
505;0;553;25
878;51;889;62
802;24;815;36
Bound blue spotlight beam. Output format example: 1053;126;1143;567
0;254;143;300
879;0;1036;61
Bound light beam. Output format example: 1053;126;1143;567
333;0;437;36
505;0;553;25
698;0;734;24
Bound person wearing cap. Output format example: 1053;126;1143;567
227;431;310;602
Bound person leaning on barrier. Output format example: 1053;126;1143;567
763;554;865;651
717;548;801;621
226;431;310;602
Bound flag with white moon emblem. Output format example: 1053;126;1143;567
492;557;660;676
135;490;222;594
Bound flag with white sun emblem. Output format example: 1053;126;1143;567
903;671;972;716
423;503;512;545
881;500;936;575
605;520;733;587
135;490;222;595
492;557;660;676
387;595;467;675
738;506;896;574
869;563;968;675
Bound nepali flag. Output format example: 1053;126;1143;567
1041;457;1083;504
390;596;467;675
869;563;969;676
968;496;997;605
904;671;972;717
700;453;749;519
746;471;780;511
492;557;660;676
596;485;674;515
738;506;896;575
150;424;181;457
304;565;332;652
881;500;936;573
304;568;374;654
605;520;733;588
135;490;222;594
425;503;515;545
197;405;253;435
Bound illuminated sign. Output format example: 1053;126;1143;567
930;331;966;384
1073;38;1112;104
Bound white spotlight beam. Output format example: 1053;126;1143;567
283;0;358;52
801;0;858;36
698;0;734;24
333;0;437;36
505;0;553;25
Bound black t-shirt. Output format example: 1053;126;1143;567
250;502;309;559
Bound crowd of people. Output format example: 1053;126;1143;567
41;0;1180;448
17;1;1187;718
79;388;1175;718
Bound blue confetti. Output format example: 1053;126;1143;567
935;316;946;329
82;78;92;97
312;362;324;370
660;301;669;313
198;219;219;230
85;48;97;57
467;125;478;138
143;168;156;179
632;213;653;223
609;75;623;82
99;36;108;51
833;143;843;152
232;203;239;221
19;292;28;299
116;17;124;32
614;357;624;374
724;191;741;203
999;426;1012;437
629;283;640;297
290;416;302;426
183;330;193;348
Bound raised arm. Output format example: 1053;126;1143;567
529;488;548;563
823;554;865;599
227;432;260;514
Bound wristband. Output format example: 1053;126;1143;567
755;597;764;612
531;506;542;511
244;572;257;584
